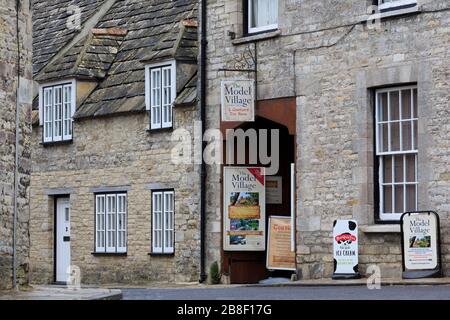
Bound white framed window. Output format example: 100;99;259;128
378;0;417;11
95;193;127;253
248;0;278;34
145;61;176;130
376;86;418;221
152;190;174;254
39;80;75;143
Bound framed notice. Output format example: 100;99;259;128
223;167;265;251
332;219;361;279
266;176;282;204
221;79;255;122
401;211;442;279
266;216;296;271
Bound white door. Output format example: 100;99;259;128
56;198;71;283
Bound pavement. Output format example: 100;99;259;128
120;284;450;300
0;285;122;300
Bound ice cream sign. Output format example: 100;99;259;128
221;79;255;122
332;220;361;279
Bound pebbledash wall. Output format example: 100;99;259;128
204;0;450;279
0;0;33;289
30;107;201;284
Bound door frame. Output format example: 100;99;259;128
53;195;71;284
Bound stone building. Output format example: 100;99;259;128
203;0;450;282
30;0;201;284
0;0;33;289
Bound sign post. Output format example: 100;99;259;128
223;167;265;251
332;219;361;279
400;211;442;279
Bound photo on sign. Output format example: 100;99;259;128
409;235;431;248
230;235;247;245
228;192;260;219
230;218;259;231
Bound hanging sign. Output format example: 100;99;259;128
401;211;442;278
221;79;255;122
267;216;296;271
332;219;361;279
223;167;265;251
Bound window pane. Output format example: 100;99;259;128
390;91;400;121
394;185;404;214
401;89;412;119
413;120;418;150
402;121;412;151
383;185;392;214
405;154;416;182
379;123;389;152
383;156;392;183
413;88;418;118
379;92;388;122
394;155;403;182
390;122;400;151
250;0;277;29
405;185;416;212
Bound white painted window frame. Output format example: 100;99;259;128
248;0;278;34
152;190;175;254
145;61;176;130
95;193;127;253
375;86;418;221
39;79;76;143
378;0;417;11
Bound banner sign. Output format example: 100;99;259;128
266;176;282;204
401;211;442;278
223;167;265;251
332;220;360;279
221;79;255;122
267;216;296;271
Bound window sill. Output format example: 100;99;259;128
232;30;281;45
365;5;420;22
360;224;401;234
146;127;174;133
91;252;127;256
40;139;73;147
148;252;174;256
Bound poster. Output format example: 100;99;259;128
266;176;282;204
223;167;265;251
402;212;439;271
267;216;296;270
332;220;360;278
221;79;255;122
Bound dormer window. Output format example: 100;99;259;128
247;0;278;34
145;61;176;130
378;0;417;12
39;80;76;143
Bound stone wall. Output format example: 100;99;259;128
30;107;201;284
204;0;450;279
0;0;33;290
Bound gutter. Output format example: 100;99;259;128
199;0;207;283
12;0;21;290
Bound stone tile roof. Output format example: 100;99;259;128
35;28;127;82
33;0;198;119
33;0;108;75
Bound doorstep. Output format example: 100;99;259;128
0;285;122;300
253;277;450;287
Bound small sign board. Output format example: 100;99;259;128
221;79;255;122
401;211;442;279
332;219;361;279
266;216;296;271
266;176;282;204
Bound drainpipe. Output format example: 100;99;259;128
199;0;207;283
12;0;21;290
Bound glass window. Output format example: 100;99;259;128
248;0;278;34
